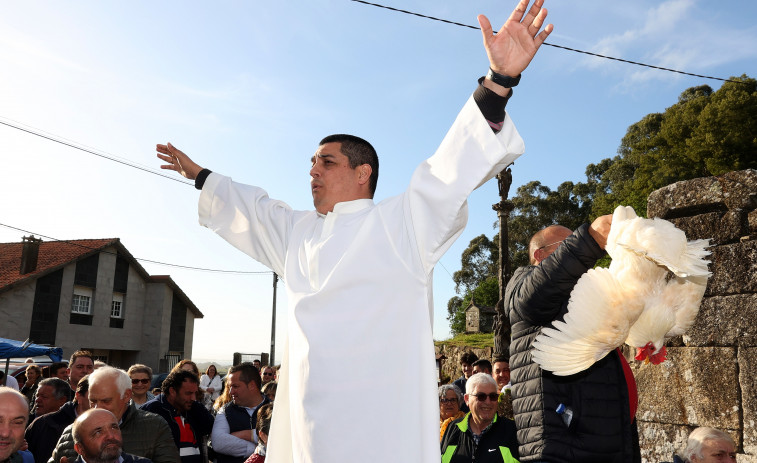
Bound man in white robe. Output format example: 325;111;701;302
157;1;552;461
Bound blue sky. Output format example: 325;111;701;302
2;0;756;363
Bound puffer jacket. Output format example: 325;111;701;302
48;403;180;463
506;223;640;463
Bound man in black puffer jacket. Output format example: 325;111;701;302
506;216;641;463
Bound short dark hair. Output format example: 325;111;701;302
256;403;273;436
161;370;199;394
319;134;379;196
228;362;262;390
39;378;71;400
69;350;94;366
472;359;492;373
460;352;478;365
50;362;68;376
493;354;509;365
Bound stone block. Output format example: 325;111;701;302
648;177;727;219
670;210;748;245
637;422;692;463
632;347;739;429
740;348;757;455
684;295;757;347
720;169;757;210
706;240;757;296
750;210;757;235
647;169;757;219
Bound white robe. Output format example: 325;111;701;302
197;96;525;462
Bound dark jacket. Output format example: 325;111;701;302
440;413;520;463
141;394;214;463
506;224;640;463
213;399;271;463
25;400;78;463
73;452;153;463
49;403;180;463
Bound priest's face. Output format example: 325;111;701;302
310;142;369;214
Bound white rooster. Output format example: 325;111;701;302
530;205;711;376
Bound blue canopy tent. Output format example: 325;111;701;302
1;337;64;380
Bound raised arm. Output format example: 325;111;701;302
478;0;553;96
156;142;203;180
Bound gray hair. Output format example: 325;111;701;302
39;378;72;401
89;366;131;399
681;427;736;462
438;384;463;408
465;372;498;395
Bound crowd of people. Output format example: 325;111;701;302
0;351;276;463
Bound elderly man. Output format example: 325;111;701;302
141;370;214;463
441;373;519;463
25;376;90;463
72;409;151;463
0;389;28;463
675;427;737;463
49;367;178;463
506;217;643;463
33;378;70;418
157;1;551;460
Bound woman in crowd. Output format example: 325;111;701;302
439;384;465;441
127;364;155;406
261;381;277;402
21;364;42;406
199;364;223;410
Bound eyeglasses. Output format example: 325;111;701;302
537;239;565;251
470;392;499;402
131;378;150;385
263;372;274;376
439;398;458;404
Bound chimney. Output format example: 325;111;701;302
20;235;42;274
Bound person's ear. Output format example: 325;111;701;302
358;165;371;185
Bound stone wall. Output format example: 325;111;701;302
635;169;757;462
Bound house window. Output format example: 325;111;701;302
111;293;124;318
71;287;93;314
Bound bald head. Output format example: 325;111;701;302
0;389;29;461
529;225;573;265
72;409;123;463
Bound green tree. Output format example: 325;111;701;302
446;75;757;334
590;75;757;217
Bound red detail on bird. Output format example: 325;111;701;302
635;343;656;362
649;346;667;365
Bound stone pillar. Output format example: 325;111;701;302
633;169;757;462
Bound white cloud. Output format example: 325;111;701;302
576;0;757;87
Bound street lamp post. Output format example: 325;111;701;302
492;166;514;357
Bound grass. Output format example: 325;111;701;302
435;332;494;349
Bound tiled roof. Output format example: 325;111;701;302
0;238;119;290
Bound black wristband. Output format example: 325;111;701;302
486;68;521;88
195;169;212;190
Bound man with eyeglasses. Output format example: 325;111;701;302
441;373;519;463
505;217;642;463
260;367;275;386
49;367;179;463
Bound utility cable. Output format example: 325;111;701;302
349;0;746;84
0;222;270;275
0;118;193;186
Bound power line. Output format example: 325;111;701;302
0;117;193;186
349;0;746;84
0;222;271;276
